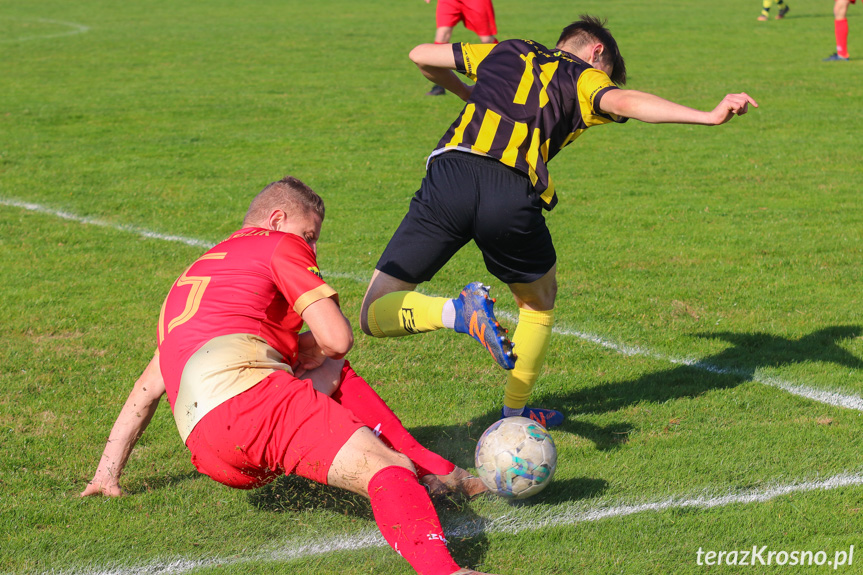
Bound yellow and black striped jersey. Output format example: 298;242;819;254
431;39;626;210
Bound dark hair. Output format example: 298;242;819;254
243;176;324;227
558;15;627;85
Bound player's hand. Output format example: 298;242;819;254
294;331;329;377
80;479;123;497
709;92;758;125
302;357;346;396
293;345;327;377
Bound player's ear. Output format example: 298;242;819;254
593;43;605;62
266;209;287;231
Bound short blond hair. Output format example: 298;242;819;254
243;176;324;227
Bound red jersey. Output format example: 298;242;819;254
157;228;337;441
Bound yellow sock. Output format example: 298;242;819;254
366;291;448;338
503;308;554;410
761;0;771;17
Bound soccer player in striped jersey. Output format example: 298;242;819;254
361;15;757;430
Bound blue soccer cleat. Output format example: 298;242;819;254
452;282;516;370
501;407;565;428
823;53;850;62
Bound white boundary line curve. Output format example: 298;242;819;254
4;196;862;412
43;470;863;575
0;17;90;43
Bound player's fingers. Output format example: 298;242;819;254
735;92;759;108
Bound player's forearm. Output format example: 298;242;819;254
417;66;472;101
301;298;354;359
601;89;712;124
92;401;156;481
409;43;471;101
84;389;161;495
83;354;165;496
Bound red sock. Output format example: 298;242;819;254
332;363;455;478
836;18;850;58
368;466;460;575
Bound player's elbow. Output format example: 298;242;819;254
409;44;437;68
409;45;425;66
319;329;354;359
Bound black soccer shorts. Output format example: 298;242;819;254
376;151;556;285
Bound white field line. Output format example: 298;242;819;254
0;17;90;42
4;196;863;413
46;471;863;575
495;310;863;413
0;198;213;249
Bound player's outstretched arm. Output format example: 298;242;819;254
80;353;166;497
409;43;472;101
599;89;758;125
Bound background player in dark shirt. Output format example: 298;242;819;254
360;16;757;429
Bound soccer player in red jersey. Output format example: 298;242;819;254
361;16;757;430
82;176;496;575
423;0;498;96
824;0;854;61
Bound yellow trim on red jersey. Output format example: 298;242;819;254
293;283;338;317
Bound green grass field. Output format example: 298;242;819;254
2;0;862;573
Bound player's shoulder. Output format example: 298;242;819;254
502;39;593;69
493;38;543;55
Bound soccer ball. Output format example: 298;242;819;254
474;416;557;499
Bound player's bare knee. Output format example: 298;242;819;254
359;300;374;336
385;450;415;475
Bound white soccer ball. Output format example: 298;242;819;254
474;416;557;499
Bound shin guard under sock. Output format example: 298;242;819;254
368;466;460;575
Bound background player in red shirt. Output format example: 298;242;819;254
825;0;854;60
361;16;757;430
82;176;495;575
423;0;498;96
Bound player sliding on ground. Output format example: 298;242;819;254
81;176;498;575
360;15;757;429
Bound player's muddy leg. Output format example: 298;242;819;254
329;428;470;575
329;363;488;500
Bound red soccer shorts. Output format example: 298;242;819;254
436;0;497;36
185;369;365;489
